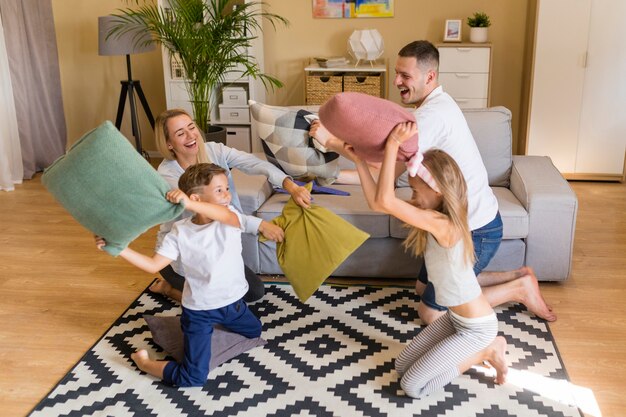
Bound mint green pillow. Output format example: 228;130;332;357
266;183;370;302
42;121;184;256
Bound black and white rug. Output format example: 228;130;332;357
30;284;584;417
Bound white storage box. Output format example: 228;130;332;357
225;126;251;152
218;105;250;123
222;87;248;106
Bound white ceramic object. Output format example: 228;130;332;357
348;29;384;62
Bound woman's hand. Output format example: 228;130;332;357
95;235;106;251
258;220;285;242
166;189;190;206
282;178;312;208
387;122;417;147
309;120;332;146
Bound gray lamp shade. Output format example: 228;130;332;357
98;15;155;56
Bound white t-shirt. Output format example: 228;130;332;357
156;206;249;311
414;86;498;230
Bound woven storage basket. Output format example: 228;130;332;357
306;72;343;105
343;73;382;97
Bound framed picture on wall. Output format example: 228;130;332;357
443;19;462;42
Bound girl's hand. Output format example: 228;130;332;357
95;235;106;251
387;122;417;146
259;220;285;243
166;189;190;207
342;143;360;163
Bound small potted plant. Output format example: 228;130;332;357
467;11;491;43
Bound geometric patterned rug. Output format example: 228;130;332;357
29;283;583;417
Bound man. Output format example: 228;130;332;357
312;40;556;324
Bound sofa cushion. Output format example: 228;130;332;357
319;92;418;162
41;121;184;256
249;101;340;185
463;107;512;187
390;187;528;240
257;184;390;238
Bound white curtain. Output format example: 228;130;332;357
0;9;22;191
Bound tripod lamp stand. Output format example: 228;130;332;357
98;15;155;157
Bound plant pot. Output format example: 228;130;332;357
469;27;489;43
204;125;227;145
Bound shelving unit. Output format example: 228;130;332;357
436;43;492;109
159;0;267;153
303;60;387;105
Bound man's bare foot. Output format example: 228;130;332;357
131;349;150;371
484;336;508;384
517;271;557;322
149;278;173;296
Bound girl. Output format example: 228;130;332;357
344;122;508;399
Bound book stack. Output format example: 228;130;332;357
314;56;349;68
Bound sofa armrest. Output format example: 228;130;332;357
510;155;578;280
232;169;274;215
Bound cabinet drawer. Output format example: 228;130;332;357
218;105;250;123
225;126;251;152
306;73;343;105
343;74;382;97
438;47;490;73
439;73;489;99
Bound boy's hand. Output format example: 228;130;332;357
166;189;190;207
95;235;106;251
258;220;284;243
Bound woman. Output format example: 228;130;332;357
150;108;312;303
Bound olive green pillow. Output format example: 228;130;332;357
42;121;184;256
267;182;370;302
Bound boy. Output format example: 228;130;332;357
96;163;282;387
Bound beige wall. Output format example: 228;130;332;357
52;0;166;151
52;0;534;153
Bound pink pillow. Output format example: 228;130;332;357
319;92;418;162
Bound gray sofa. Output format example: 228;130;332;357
233;106;578;281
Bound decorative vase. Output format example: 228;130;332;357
204;125;227;145
469;27;489;43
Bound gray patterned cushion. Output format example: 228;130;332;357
249;101;340;186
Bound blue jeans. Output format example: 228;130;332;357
162;299;262;387
418;212;503;311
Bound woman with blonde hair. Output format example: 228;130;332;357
151;108;312;303
344;121;508;399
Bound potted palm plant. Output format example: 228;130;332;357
109;0;288;140
467;11;491;43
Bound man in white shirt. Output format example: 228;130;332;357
312;40;556;325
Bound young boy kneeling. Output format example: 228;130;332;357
96;163;283;387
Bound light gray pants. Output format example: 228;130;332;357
395;310;498;398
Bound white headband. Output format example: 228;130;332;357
406;152;440;193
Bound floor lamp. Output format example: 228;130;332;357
98;16;155;158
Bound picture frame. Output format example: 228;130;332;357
443;19;462;42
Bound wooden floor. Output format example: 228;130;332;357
0;175;624;417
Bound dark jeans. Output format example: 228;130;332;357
418;212;503;311
159;264;265;303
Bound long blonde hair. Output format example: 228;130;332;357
154;108;210;164
403;149;475;265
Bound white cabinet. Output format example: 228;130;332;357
159;0;267;153
527;0;626;180
437;44;491;109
